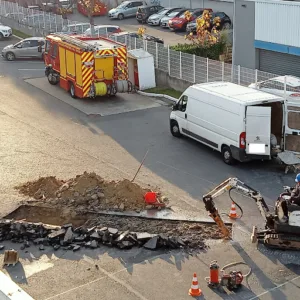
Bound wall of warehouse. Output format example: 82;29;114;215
234;0;258;69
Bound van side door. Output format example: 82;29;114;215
174;95;188;134
245;106;271;156
285;103;300;153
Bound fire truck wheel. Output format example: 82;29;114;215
118;13;124;20
47;73;58;85
6;52;15;61
69;83;76;98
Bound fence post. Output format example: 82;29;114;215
238;65;241;85
168;45;170;75
206;58;209;83
145;40;148;52
222;61;225;81
155;42;158;68
179;51;182;79
134;37;137;49
255;69;258;86
125;34;127;46
193;54;196;83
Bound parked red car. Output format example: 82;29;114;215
168;8;213;31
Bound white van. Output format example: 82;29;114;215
170;82;300;164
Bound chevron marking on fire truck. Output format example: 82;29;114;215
82;52;94;97
117;47;127;78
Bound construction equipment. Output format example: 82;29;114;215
43;33;132;98
203;177;300;250
206;261;251;291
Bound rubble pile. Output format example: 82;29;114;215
16;172;168;212
0;219;191;251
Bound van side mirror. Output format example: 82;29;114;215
38;45;42;52
172;103;178;111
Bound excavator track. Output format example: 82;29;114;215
263;233;300;250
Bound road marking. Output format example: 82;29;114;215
43;252;166;300
248;275;300;299
18;69;44;71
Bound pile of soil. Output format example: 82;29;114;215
16;172;168;212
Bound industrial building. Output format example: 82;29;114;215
235;0;300;76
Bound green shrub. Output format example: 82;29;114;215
171;41;226;61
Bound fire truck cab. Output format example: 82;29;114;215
43;34;131;98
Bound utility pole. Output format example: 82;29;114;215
189;0;192;9
231;0;236;82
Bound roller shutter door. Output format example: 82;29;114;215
259;49;300;77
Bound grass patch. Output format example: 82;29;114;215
144;87;182;99
12;29;32;39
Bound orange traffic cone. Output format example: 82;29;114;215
189;273;202;297
229;202;238;219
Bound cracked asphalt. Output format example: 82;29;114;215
0;37;300;300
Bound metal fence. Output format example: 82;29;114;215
0;0;282;88
111;34;281;88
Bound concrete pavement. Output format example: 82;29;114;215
1;42;300;299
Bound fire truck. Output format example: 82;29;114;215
43;34;131;98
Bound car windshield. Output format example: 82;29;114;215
118;1;129;8
157;8;168;15
168;11;181;17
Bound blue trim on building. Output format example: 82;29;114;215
254;40;300;57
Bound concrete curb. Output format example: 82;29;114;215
0;270;34;299
12;34;23;40
137;91;178;103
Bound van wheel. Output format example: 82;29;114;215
222;146;235;165
69;82;76;98
170;120;181;137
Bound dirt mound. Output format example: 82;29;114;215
16;172;167;212
16;176;62;199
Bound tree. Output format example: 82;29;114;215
78;0;97;35
184;10;222;46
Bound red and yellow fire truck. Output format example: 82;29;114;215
43;34;131;98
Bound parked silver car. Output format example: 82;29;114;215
108;0;145;20
147;7;184;26
160;8;186;28
1;37;45;61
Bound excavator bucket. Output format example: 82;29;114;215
3;250;19;267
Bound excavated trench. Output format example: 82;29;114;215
4;205;231;250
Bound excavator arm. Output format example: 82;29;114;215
203;178;271;238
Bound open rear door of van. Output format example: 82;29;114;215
245;106;271;156
285;103;300;154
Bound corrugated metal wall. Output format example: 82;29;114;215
259;49;300;77
255;0;300;47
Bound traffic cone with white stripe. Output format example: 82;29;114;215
229;202;238;219
189;273;202;297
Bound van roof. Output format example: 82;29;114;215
192;82;283;105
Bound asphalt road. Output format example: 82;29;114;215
1;37;300;300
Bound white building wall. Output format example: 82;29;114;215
255;0;300;48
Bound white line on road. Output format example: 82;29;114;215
18;69;44;71
43;252;165;300
248;275;300;300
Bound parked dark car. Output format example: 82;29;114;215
186;12;232;34
168;8;213;31
136;5;164;23
110;31;164;44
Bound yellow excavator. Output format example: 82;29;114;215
203;178;300;250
